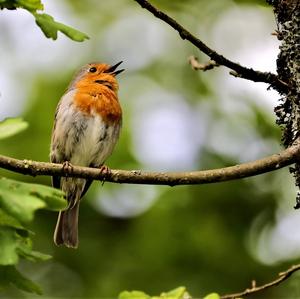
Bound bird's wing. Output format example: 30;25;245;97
50;153;61;189
80;180;93;199
50;101;62;189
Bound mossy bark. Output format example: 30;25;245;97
270;0;300;205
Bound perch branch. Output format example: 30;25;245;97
0;143;299;186
134;0;288;92
221;264;300;299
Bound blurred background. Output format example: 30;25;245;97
1;0;300;298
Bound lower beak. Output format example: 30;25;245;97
112;69;125;76
105;61;125;76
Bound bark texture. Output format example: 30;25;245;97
271;0;300;206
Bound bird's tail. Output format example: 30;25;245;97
54;201;80;248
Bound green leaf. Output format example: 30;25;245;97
34;13;57;39
0;0;43;11
34;13;89;41
119;291;151;299
0;226;35;266
1;1;88;41
25;181;66;211
0;218;52;264
0;177;66;223
0;118;28;140
119;288;191;299
0;209;26;231
0;177;60;293
0;221;51;265
55;22;90;42
0;227;19;265
17;244;51;262
0;266;42;295
203;293;220;299
157;287;189;299
0;179;45;223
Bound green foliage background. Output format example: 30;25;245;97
1;0;300;298
0;118;66;295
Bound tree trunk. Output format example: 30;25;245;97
271;0;300;206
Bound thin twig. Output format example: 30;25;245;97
134;0;288;93
0;143;299;186
188;56;219;71
221;264;300;299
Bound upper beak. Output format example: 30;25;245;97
104;61;125;76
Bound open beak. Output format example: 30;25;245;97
104;61;125;76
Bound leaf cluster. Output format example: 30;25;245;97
0;118;66;294
0;0;89;41
119;287;223;299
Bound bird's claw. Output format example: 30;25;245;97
62;161;73;177
99;165;111;185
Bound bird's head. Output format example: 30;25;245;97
68;61;124;93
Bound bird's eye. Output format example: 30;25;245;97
89;67;97;73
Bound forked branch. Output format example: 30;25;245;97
134;0;288;93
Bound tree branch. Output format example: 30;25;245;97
221;264;300;299
0;143;299;186
133;0;288;93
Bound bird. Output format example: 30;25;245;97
50;61;124;248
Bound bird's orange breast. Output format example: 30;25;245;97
73;85;122;124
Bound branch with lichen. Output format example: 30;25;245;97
270;0;300;207
0;142;299;185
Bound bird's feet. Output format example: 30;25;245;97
99;164;111;185
62;161;73;177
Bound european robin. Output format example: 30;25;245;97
50;61;124;248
